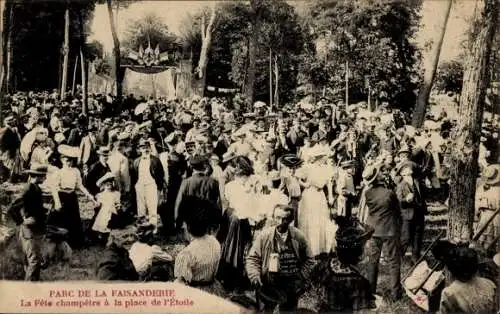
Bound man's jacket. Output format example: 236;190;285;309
246;226;314;284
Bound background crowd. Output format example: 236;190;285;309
3;90;499;313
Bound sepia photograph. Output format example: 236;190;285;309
0;0;499;313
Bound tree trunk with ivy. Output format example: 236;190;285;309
448;0;498;242
412;0;452;128
246;0;262;108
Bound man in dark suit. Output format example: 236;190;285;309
7;166;47;281
363;165;403;301
174;155;221;234
395;164;426;262
133;138;166;233
85;146;112;196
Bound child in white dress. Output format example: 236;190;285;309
92;173;121;243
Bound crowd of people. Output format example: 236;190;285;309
3;89;499;313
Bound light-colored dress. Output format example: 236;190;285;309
92;191;121;233
296;163;336;256
475;185;500;250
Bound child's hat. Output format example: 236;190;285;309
96;172;115;188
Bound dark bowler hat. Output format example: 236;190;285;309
279;154;303;169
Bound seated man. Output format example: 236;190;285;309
96;229;138;281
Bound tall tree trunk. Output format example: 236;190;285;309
0;0;6;122
5;3;12;94
61;6;70;100
195;6;217;97
107;0;122;105
246;0;262;108
412;0;452;128
448;0;498;242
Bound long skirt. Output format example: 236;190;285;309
216;209;252;291
47;191;84;249
298;187;336;257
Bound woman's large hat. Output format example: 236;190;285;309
334;216;374;250
57;144;80;158
483;164;500;186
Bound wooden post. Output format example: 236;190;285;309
274;54;279;107
60;6;70;100
72;54;79;96
80;48;88;115
269;48;272;108
345;60;349;107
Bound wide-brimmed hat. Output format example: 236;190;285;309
24;165;48;176
362;165;380;185
483;164;500;186
395;160;417;175
334;216;374;250
279;154;303;169
96;172;115;188
96;146;110;156
58;144;80;158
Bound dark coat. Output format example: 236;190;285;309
132;155;165;190
364;184;402;237
8;183;46;233
395;179;427;220
85;161;111;196
174;172;222;228
0;127;21;158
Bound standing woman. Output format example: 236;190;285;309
296;145;336;257
217;156;259;292
50;145;97;249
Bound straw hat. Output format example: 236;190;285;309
362;165;380;185
96;172;115;188
96;146;110;156
483;164;500;186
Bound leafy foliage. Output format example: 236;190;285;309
121;13;179;53
303;0;422;107
8;0;95;91
434;60;464;94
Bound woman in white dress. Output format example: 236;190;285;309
296;145;336;257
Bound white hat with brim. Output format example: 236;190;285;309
58;144;80;158
362;165;380;185
96;172;115;188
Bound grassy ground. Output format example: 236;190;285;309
0;184;427;313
